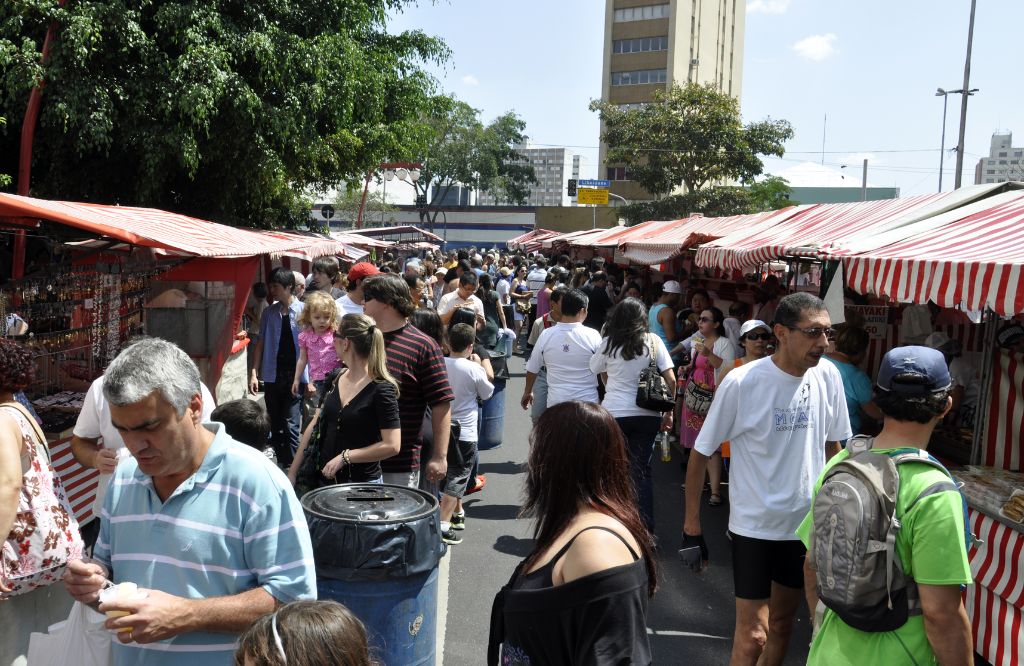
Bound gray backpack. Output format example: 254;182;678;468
808;436;961;633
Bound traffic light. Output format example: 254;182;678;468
415;194;427;209
567;179;577;196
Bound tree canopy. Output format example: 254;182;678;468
405;97;535;231
591;82;793;197
617;176;797;226
0;0;448;228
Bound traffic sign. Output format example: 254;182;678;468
320;205;335;219
577;188;609;205
579;179;610;188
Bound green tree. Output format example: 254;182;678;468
406;97;536;231
590;82;793;197
331;187;396;230
0;1;448;228
746;175;798;211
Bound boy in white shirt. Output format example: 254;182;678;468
440;323;494;545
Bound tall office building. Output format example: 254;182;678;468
599;0;745;201
974;131;1024;185
477;143;580;207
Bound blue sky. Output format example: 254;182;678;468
387;0;1023;198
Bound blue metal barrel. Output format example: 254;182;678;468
302;484;444;666
478;377;506;450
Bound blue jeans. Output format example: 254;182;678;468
265;378;301;466
615;416;662;533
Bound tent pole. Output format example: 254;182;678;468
970;308;998;466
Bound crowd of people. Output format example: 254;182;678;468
5;243;1022;665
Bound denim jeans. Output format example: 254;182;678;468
264;378;301;467
615;415;662;533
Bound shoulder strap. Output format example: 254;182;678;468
551;525;640;566
0;402;49;464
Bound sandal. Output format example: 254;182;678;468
708;493;724;507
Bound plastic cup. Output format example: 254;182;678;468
99;582;144;632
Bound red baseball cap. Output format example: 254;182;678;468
348;262;380;283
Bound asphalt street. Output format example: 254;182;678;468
441;353;813;666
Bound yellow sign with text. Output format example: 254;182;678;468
577;188;609;205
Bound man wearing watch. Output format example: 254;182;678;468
681;292;850;666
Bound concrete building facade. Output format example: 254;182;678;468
599;0;746;202
477;143;580;207
974;131;1024;184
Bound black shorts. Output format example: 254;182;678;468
729;531;806;600
443;439;477;499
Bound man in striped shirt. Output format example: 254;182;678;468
363;274;454;488
64;339;315;666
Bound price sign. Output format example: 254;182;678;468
847;305;889;340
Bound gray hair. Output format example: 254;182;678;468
102;338;201;416
774;292;827;328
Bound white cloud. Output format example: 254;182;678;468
791;33;838;61
461;74;479;86
747;0;791;14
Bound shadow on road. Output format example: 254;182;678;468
478;461;525;476
463;502;522;521
493;534;535;558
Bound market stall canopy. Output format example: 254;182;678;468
694;183;1009;270
620;209;803;265
843;190;1024;316
0;193;341;259
569;219;677;249
258;229;368;262
544;228;608;249
330;231;392;250
506;228;558;251
342;225;443;244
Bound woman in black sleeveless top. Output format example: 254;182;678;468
488;401;658;665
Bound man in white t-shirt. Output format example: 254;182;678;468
335;261;379;316
681;292;851;666
437;271;485;326
70;371;216;549
522;288;602;412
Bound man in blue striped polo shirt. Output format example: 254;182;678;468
64;338;315;665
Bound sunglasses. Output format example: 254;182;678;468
787;326;837;341
744;332;771;341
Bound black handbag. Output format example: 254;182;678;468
636;335;675;412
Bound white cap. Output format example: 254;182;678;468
739;319;771;338
662;280;683;294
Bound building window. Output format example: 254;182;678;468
987;169;995;174
999;160;1007;165
611;69;667;86
613;4;670;22
998;152;1007;157
617;102;651;111
606;166;629;181
612;36;669;54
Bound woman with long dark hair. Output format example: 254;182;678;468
477;273;515;357
589;298;675;532
488;401;656;666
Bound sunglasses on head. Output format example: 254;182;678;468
744;332;771;341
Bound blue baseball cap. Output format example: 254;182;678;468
876;346;952;395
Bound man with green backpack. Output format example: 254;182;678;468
797;345;975;665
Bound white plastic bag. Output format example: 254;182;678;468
27;600;112;665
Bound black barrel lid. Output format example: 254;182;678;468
301;483;437;524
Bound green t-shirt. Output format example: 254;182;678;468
795;447;973;666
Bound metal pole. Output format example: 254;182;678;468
954;0;978;189
971;308;998;465
381;178;387;224
939;93;949;192
861;159;868;201
592;205;596;229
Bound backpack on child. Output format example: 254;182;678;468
808;435;972;633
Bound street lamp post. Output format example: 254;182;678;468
954;0;978;189
936;87;978;192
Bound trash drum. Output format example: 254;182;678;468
478;377;506;450
302;484;444;666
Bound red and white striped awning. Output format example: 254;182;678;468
506;228;558;250
0;193;340;259
621;208;802;265
331;231;392;250
843;193;1024;316
568;219;676;249
694;184;1008;270
546;228;607;249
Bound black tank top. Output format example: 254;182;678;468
512;526;639;591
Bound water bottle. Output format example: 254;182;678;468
659;431;672;462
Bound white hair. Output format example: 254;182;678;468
102;338;201;416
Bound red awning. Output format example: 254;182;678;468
507;228;559;251
620;209;802;265
843;193;1024;316
694;184;1009;270
0;193;336;259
